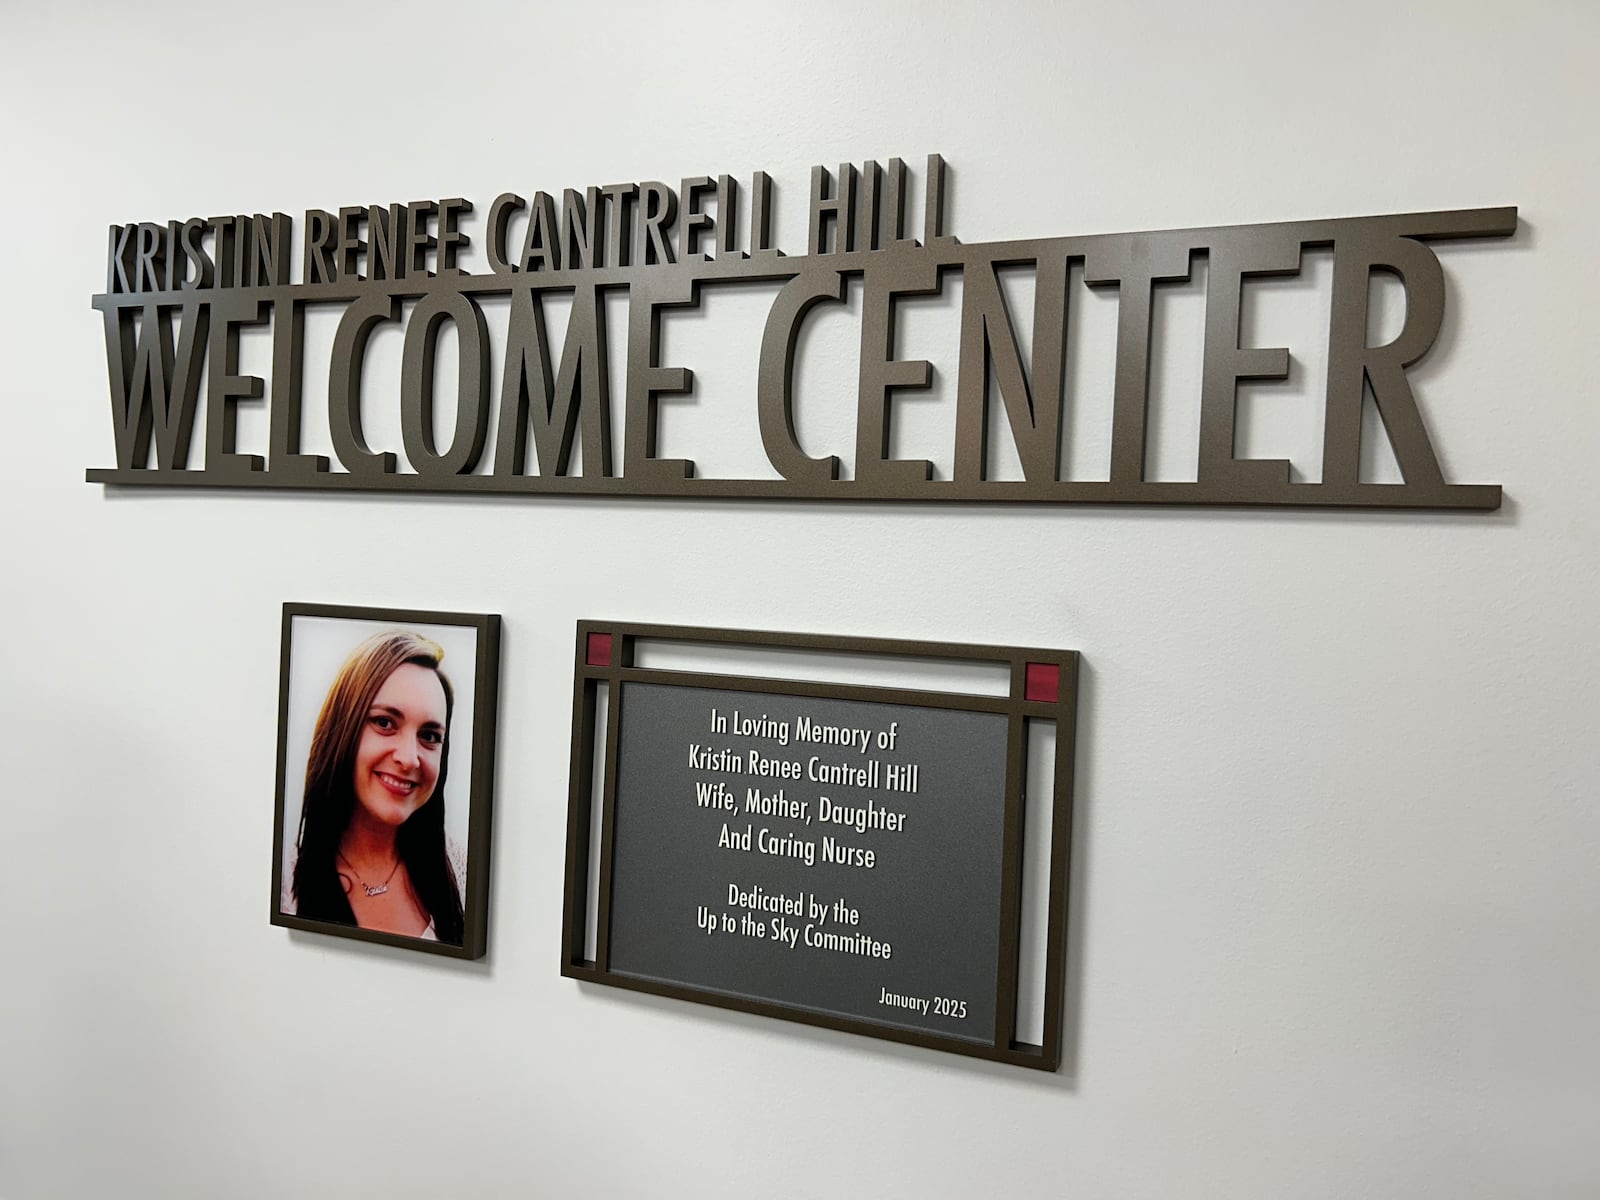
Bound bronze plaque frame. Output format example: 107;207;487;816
561;621;1080;1070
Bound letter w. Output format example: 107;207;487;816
102;300;210;469
495;284;613;477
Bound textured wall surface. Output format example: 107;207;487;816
2;2;1596;1197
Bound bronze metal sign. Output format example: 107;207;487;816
89;155;1515;508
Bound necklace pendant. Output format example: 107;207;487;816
364;883;389;897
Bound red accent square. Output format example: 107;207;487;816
1024;662;1060;704
586;633;613;667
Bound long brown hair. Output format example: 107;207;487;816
292;631;465;944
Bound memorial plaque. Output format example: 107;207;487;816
561;623;1079;1070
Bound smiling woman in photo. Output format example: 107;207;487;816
283;631;466;945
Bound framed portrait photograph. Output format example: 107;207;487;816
270;603;500;959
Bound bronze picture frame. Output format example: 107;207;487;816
270;602;500;959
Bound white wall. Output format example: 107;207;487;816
3;2;1597;1197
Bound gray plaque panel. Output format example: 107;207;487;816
608;682;1008;1043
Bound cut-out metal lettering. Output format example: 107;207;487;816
89;155;1516;509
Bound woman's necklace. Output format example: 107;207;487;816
339;851;401;898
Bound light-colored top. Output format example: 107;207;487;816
280;836;468;942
